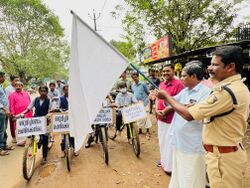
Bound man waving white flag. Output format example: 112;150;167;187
69;11;129;151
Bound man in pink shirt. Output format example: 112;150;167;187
8;81;33;143
155;64;184;175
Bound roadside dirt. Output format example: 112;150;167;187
11;114;170;188
2;114;250;188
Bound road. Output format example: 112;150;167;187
1;114;170;188
1;112;250;188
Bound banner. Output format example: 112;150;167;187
143;35;171;64
69;11;129;151
16;117;46;137
121;103;147;124
52;113;70;133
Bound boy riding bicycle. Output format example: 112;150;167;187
114;82;138;134
85;94;116;148
17;85;51;165
59;85;78;157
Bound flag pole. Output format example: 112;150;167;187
130;63;159;90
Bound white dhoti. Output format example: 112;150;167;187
169;148;206;188
137;115;152;129
157;120;172;172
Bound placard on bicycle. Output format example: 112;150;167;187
93;107;113;125
121;102;147;124
51;112;70;133
16;117;47;137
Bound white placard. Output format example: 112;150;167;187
93;108;113;124
52;113;70;133
122;103;147;124
16;117;46;137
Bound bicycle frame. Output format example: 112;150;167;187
32;136;37;155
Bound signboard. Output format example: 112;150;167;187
52;113;70;133
93;108;113;124
16;117;47;137
121;103;147;124
143;35;171;64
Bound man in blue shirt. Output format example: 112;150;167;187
168;62;211;188
131;72;152;138
0;71;14;156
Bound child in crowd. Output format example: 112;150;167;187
115;82;138;134
18;85;51;165
59;85;78;157
85;94;116;148
48;81;60;110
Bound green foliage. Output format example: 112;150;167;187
110;39;137;61
0;0;69;83
113;0;241;55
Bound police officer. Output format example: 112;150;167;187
156;46;250;188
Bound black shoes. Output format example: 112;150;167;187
85;136;94;148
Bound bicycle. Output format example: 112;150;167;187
46;114;54;150
51;109;74;172
16;115;51;181
22;135;38;180
89;124;109;165
108;109;140;157
62;133;74;171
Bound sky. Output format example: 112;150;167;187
42;0;124;42
42;0;250;43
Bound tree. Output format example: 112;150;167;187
0;0;69;83
110;39;137;61
112;0;242;55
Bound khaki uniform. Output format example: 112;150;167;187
189;74;250;188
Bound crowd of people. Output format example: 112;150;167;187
0;77;71;164
0;45;249;188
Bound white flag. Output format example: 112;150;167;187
69;12;129;151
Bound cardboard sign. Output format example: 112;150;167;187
121;103;147;124
16;117;47;137
93;108;113;124
51;113;70;133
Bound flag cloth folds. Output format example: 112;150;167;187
69;12;129;151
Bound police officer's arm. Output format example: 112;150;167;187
188;90;233;121
157;89;234;121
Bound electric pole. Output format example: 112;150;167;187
88;9;101;31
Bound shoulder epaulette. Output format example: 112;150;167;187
205;85;237;124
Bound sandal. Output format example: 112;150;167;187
3;145;15;150
0;149;10;156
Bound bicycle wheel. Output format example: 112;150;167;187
130;123;140;157
107;123;117;140
100;126;109;165
48;133;54;150
65;134;72;172
22;137;36;180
